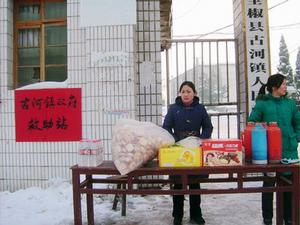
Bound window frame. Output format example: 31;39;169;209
13;0;67;88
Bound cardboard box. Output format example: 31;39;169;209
158;146;202;167
202;139;243;166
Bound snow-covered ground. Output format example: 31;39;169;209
1;177;270;225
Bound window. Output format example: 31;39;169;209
14;0;67;88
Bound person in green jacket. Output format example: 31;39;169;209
248;73;300;225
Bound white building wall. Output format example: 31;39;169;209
0;0;163;191
233;0;248;127
136;0;162;124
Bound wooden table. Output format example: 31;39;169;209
71;161;300;225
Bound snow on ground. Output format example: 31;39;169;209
0;177;269;225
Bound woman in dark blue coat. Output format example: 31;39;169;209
163;81;213;225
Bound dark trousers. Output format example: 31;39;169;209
262;175;292;221
172;183;202;219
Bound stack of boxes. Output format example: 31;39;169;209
78;139;104;167
158;139;243;167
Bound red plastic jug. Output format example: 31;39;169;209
267;122;282;163
242;122;255;162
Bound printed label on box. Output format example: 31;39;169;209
159;146;202;167
202;139;242;151
203;150;242;166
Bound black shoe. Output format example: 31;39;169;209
285;220;292;225
263;218;272;225
173;217;182;225
190;216;205;225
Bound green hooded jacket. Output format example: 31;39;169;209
248;93;300;159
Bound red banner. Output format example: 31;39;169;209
15;88;82;142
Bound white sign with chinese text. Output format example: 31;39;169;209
244;0;271;111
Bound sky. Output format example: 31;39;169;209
172;0;300;74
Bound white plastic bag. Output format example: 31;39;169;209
112;119;175;175
176;136;203;148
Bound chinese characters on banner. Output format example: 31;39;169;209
15;88;82;142
245;0;271;110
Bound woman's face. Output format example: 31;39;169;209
180;85;195;105
272;79;287;97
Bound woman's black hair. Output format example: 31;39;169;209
179;81;197;93
258;73;286;95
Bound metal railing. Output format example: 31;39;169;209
162;38;240;138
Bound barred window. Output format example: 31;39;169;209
14;0;67;88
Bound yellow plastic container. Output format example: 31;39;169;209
158;146;202;167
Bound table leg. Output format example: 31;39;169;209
112;184;121;211
122;183;126;216
292;168;300;225
86;174;94;225
182;174;188;191
237;172;243;189
72;168;82;225
276;176;283;225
